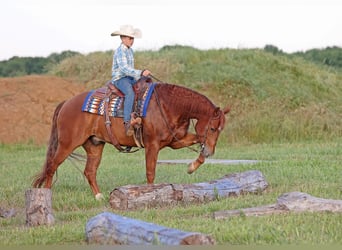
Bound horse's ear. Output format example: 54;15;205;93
214;107;221;116
222;106;230;114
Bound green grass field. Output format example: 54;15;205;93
0;140;341;245
1;46;341;246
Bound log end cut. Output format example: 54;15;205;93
180;234;216;245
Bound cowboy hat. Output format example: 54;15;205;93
111;25;142;38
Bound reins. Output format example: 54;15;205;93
149;74;163;82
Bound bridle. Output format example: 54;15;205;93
195;110;224;153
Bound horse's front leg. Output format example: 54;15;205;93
187;153;205;174
144;143;160;184
169;133;199;149
168;133;205;174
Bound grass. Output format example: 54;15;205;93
1;46;341;246
0;140;341;245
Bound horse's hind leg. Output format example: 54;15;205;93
82;139;105;200
43;145;74;189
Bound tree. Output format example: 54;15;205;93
0;51;80;77
264;44;283;55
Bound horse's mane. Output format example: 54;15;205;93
155;83;216;117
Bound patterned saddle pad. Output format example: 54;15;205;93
82;82;156;117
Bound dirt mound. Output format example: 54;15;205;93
0;75;87;145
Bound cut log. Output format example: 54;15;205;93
213;191;342;220
25;188;55;226
277;191;342;212
109;170;268;210
85;212;215;245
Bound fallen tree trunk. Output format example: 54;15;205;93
109;170;268;210
85;212;215;245
213;191;342;220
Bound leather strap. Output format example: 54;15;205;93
103;87;125;152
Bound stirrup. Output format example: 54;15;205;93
124;122;134;137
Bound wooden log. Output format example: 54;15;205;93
213;191;342;220
109;170;268;210
85;212;215;245
277;191;342;212
25;188;55;226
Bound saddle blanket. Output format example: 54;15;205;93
81;83;155;117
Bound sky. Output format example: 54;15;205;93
1;0;341;61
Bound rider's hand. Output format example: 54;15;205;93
142;69;151;77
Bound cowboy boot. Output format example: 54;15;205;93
130;112;142;126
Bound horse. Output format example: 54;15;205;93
32;77;230;200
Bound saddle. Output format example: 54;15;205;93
86;76;154;152
93;77;148;99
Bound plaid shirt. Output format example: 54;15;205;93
111;43;142;82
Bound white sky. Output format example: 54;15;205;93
1;0;341;60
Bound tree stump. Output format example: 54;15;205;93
213;191;342;219
109;170;268;210
85;212;215;245
25;188;55;226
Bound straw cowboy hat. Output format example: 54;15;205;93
111;25;142;38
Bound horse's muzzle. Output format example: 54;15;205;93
201;144;213;158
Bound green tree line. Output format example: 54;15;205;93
0;50;80;77
264;45;342;68
293;46;342;68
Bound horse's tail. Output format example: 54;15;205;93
32;100;66;188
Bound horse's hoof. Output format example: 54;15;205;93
95;193;104;201
187;163;195;174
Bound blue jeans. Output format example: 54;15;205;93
113;76;136;123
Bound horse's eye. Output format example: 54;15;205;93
210;127;216;132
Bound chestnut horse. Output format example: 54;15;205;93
33;78;230;199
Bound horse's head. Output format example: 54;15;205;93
195;106;230;157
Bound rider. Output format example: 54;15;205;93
111;25;151;136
